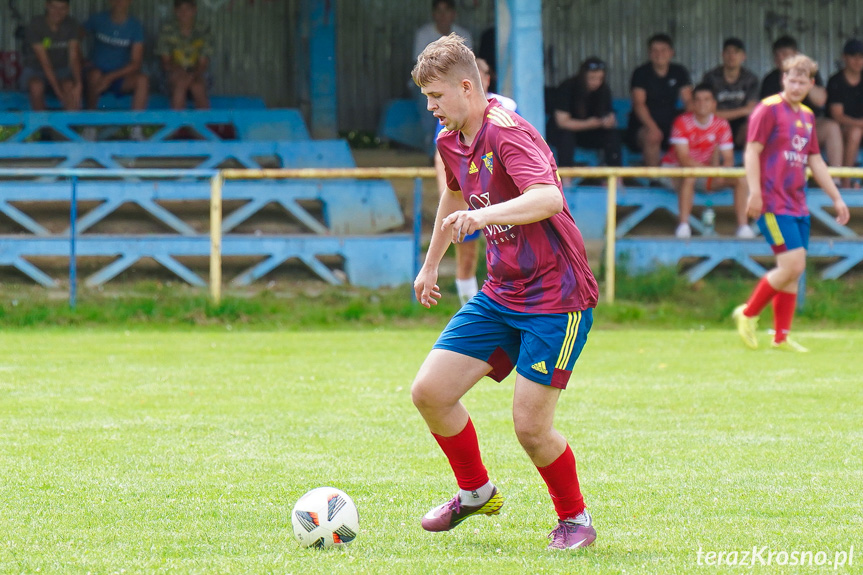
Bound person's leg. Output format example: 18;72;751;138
712;176;753;236
511;308;595;549
188;76;210;110
27;76;47;111
120;73;150;111
841;125;863;187
86;68;104;109
413;349;503;531
734;215;808;349
817;117;843;171
675;177;695;237
454;239;479;304
637;125;663;167
553;128;577;168
412;349;491;437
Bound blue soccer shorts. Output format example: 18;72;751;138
757;213;810;254
432;292;593;389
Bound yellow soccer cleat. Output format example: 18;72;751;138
732;304;759;350
771;338;809;353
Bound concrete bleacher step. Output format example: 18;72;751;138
0;92;266;112
616;237;863;282
0;234;414;289
0;109;310;142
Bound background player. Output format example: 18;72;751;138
411;34;599;550
734;54;850;351
432;56;516;305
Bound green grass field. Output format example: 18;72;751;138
1;328;860;574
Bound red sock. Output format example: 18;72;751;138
432;418;489;491
536;444;585;520
772;291;797;343
744;276;779;317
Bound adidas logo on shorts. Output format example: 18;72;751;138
531;361;548;374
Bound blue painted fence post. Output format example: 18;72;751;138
69;176;78;309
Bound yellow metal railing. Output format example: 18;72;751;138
210;166;860;305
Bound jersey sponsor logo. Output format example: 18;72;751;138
783;150;807;164
531;361;548;374
468;191;515;242
469;161;479;174
481;152;494;174
791;135;808;152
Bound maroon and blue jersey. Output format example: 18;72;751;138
747;94;820;216
436;99;598;313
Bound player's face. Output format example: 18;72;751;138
46;0;70;25
422;77;469;131
648;42;673;68
692;90;716;117
585;70;605;92
722;46;745;69
782;70;814;103
845;53;863;74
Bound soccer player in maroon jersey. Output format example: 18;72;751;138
410;34;599;550
734;54;850;351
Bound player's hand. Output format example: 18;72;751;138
834;198;850;226
442;210;486;243
747;193;763;220
414;268;442;309
601;113;617;129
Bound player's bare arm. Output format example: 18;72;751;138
744;141;764;219
441;184;563;244
415;188;467;308
808;154;851;225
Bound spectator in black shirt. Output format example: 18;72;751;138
760;35;842;170
701;37;759;149
627;34;693;166
548;56;621;168
827;39;863;186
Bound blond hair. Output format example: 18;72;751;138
411;33;482;89
782;53;818;78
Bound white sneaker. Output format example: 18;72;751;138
675;222;691;239
130;126;145;141
82;127;97;141
736;225;756;239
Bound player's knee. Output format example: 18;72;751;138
513;420;548;455
410;376;444;411
846;127;863;145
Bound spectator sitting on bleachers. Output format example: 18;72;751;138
660;83;753;239
22;0;82;111
760;35;842;173
827;39;863;188
84;0;149;119
548;56;621;168
157;0;212;110
412;1;473;154
627;33;693;167
701;37;759;150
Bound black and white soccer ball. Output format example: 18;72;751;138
291;487;359;549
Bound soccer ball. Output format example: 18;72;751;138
291;487;359;549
